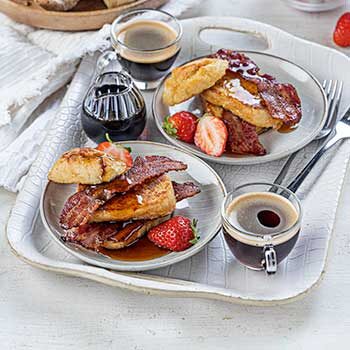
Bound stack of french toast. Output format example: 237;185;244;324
162;49;302;157
48;146;200;252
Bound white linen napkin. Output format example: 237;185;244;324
0;0;200;192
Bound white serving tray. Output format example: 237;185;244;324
7;17;350;305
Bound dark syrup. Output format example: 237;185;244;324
98;236;169;261
82;83;146;143
278;124;299;134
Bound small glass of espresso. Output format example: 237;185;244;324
221;183;302;274
110;9;182;90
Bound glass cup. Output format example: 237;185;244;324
221;183;302;274
110;8;182;90
283;0;345;12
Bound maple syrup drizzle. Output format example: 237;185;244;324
98;236;169;261
278;124;299;133
224;79;261;106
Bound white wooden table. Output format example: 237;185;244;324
1;1;350;348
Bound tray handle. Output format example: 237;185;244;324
193;17;295;54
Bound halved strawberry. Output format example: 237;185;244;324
194;114;228;157
334;12;350;47
96;133;133;168
148;216;199;252
163;111;198;143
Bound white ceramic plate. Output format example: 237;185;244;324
40;141;226;271
152;51;327;165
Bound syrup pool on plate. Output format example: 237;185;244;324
99;237;169;261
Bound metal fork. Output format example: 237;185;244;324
273;80;343;187
286;105;350;193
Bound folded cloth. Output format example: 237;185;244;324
0;97;61;192
0;0;200;192
0;19;110;141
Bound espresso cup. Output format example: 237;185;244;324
110;9;182;90
221;183;302;274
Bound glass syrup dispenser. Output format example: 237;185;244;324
82;59;146;143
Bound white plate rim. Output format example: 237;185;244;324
152;51;328;165
40;140;227;272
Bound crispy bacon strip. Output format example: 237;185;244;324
62;222;123;250
60;156;187;229
211;49;302;126
62;181;200;250
222;111;266;155
64;219;163;251
172;181;201;202
258;81;301;126
211;49;261;80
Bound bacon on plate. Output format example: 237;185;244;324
60;156;187;229
222;110;266;156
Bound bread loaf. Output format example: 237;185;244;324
103;0;136;8
35;0;80;11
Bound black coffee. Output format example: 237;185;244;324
223;228;300;270
257;210;281;228
115;20;180;82
223;192;299;270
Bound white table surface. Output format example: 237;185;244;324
1;1;350;348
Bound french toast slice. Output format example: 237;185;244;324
163;58;228;106
48;148;127;185
201;72;283;129
89;175;176;223
201;96;268;135
201;95;224;118
209;49;301;127
60;155;187;229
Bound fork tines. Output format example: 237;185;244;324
322;80;344;130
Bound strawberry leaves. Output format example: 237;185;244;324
105;133;132;153
189;218;200;245
162;116;178;137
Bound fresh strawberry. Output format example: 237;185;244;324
194;114;228;157
334;12;350;47
96;133;133;168
148;216;199;252
163;111;198;143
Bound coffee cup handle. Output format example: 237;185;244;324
262;244;277;274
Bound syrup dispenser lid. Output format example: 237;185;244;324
83;71;145;122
